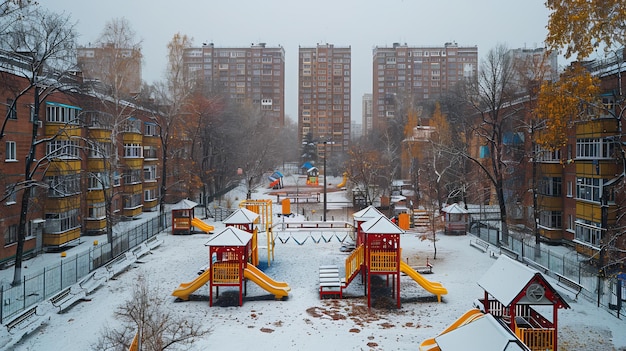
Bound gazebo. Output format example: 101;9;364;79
171;199;198;234
476;255;570;351
441;203;469;235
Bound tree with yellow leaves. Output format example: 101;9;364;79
534;64;600;150
546;0;626;59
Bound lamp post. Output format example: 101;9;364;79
323;142;327;221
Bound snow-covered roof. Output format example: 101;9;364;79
476;255;541;306
361;215;404;234
204;227;252;247
223;208;260;224
442;203;468;214
353;205;384;220
435;314;530;351
170;199;198;210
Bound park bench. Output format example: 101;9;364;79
499;246;519;261
555;273;583;300
522;257;550;275
470;238;489;253
49;286;86;313
105;253;132;278
145;235;163;250
6;305;47;336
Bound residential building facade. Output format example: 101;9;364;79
0;66;164;265
298;43;351;155
371;42;478;131
182;43;286;127
361;93;373;137
76;44;143;96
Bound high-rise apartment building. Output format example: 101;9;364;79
507;47;559;87
372;42;478;130
298;44;351;154
77;44;143;96
183;43;286;127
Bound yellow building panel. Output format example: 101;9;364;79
87;129;112;140
123;133;143;143
45;196;80;212
85;218;107;231
86;159;107;171
48;160;81;173
576;202;617;223
538;163;563;175
143;199;158;209
538;227;563;241
43;124;82;137
86;190;106;202
124;158;143;168
575;118;619;136
537;195;562;209
43;228;80;246
576;162;620;177
123;206;143;218
124;183;143;194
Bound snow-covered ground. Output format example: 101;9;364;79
3;175;626;350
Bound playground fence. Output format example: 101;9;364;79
469;226;625;319
0;212;171;324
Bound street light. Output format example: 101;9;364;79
322;140;335;221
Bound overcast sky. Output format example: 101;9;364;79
46;0;552;122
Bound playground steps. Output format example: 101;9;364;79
413;210;431;228
319;265;344;299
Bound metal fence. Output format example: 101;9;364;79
0;213;170;324
470;225;625;319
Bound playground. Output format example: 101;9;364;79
5;174;626;350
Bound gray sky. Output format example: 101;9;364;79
47;0;552;122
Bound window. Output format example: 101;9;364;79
535;145;561;162
45;208;80;234
576;177;601;202
4;183;17;204
87;202;106;219
88;172;111;190
144;188;157;201
575;219;603;248
144;165;157;181
46;102;80;124
144;122;157;136
143;146;158;159
6;98;16;119
123;192;143;209
124;143;142;158
5;141;16;161
113;171;121;186
538;210;562;229
539;177;562;196
46;173;81;197
123;169;142;185
4;224;18;245
576;138;614;159
46;140;79;159
88;141;111;158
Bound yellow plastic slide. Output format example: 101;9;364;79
191;217;214;233
243;266;290;299
337;172;348;188
419;308;484;351
171;269;211;301
399;261;448;302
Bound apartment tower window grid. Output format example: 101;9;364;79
372;42;478;130
298;44;351;154
182;43;286;127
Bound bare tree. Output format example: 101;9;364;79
0;5;77;285
462;44;520;245
94;275;211;351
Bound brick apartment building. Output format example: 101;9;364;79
298;43;351;156
182;43;285;127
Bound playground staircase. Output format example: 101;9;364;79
413;210;431;229
318;265;344;298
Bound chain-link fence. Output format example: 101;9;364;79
0;213;170;323
470;225;625;319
